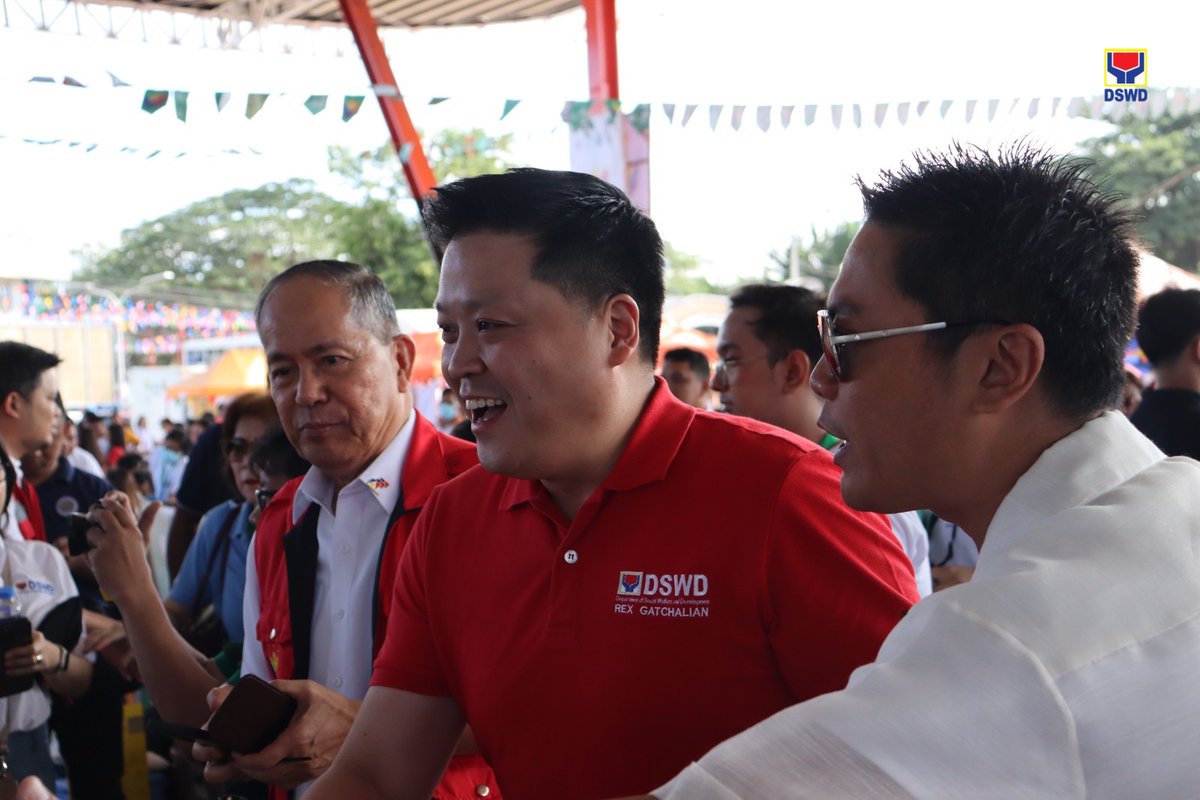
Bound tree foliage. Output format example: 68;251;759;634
75;180;341;299
75;129;516;311
664;242;726;296
1079;111;1200;271
767;222;861;291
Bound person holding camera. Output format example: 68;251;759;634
0;438;92;789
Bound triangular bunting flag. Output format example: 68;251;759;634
501;99;520;120
874;103;887;127
756;106;771;132
852;104;862;128
897;102;909;125
62;76;85;88
964;99;976;123
108;71;130;87
305;95;328;115
663;103;676;123
681;104;698;127
939;100;953;118
1066;97;1085;117
831;105;843;129
142;90;169;114
988;99;1000;121
1170;89;1187;115
174;90;189;122
1009;98;1021;114
246;93;268;119
1027;98;1039;119
215;92;231;111
28;76;55;83
1050;97;1062;116
561;101;591;131
629;104;650;134
730;105;745;131
916;101;929;117
343;96;365;122
1091;98;1104;117
802;105;815;127
781;105;796;128
708;105;723;131
429;97;449;105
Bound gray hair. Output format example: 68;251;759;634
255;260;400;342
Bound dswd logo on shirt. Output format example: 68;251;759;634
618;571;644;595
616;571;708;597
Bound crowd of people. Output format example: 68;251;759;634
0;144;1198;799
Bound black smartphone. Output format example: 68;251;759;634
206;674;298;754
66;511;94;556
145;717;224;749
0;617;36;698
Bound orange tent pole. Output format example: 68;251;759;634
338;0;443;259
583;0;619;108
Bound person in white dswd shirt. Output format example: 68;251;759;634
621;147;1200;799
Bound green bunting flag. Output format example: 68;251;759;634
246;93;268;119
142;90;169;114
174;91;189;122
629;103;650;134
304;95;328;115
500;99;520;120
429;97;449;105
342;96;365;122
215;92;231;111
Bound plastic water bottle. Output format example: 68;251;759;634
0;586;22;619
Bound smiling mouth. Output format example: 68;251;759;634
464;397;508;426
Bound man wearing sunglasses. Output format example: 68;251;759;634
628;146;1200;798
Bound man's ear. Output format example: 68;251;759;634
971;323;1044;413
392;333;417;394
776;350;812;395
603;294;641;367
0;391;21;421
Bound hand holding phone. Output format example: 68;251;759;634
206;674;298;754
199;678;361;790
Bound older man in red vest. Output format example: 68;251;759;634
196;261;498;800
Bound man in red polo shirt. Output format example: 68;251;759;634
307;169;918;800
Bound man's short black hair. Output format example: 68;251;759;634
728;284;826;365
0;342;62;403
662;348;711;382
1135;289;1200;366
858;143;1139;420
423;168;665;364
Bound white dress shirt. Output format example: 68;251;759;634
657;411;1200;799
241;416;414;798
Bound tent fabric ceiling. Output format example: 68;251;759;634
121;0;580;28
